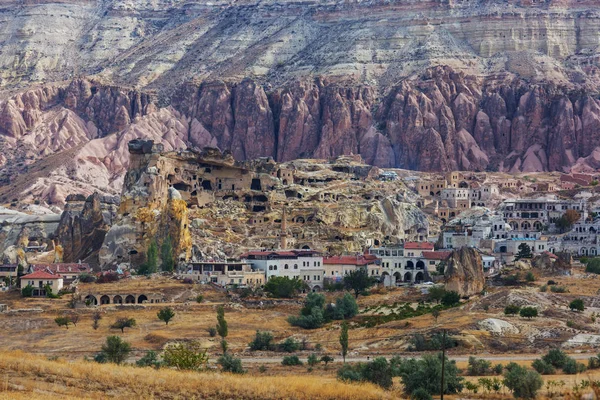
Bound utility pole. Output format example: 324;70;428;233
440;329;446;400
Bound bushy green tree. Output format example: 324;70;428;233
111;318;136;333
263;276;306;298
218;353;244;373
279;337;300;353
54;316;70;329
569;298;585;312
307;354;320;366
100;336;131;365
519;306;538;319
542;348;568;369
393;353;463;396
515;243;533;260
562;357;586;374
282;355;303;366
531;359;556;375
288;305;324;329
428;286;446;303
504;304;521;315
441;291;460;306
157;307;176;325
330;293;359;320
467;356;492;376
21;284;34;297
585;258;600;274
249;331;274;351
301;293;326;316
343;268;376;298
337;357;393;389
163;341;208;371
503;363;543;399
160;237;175;272
136;350;162;368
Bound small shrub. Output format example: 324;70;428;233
542;348;568;369
525;271;536;282
519;306;538;319
96;272;120;284
563;357;586;374
163;341;208;371
441;291;460;306
249;330;274;351
21;284;34;297
547;280;557;285
282;355;303;366
78;273;96;283
550;285;568;293
307;354;319;366
218;353;244;374
569;299;585;312
320;355;334;365
588;355;600;369
467;356;492;376
195;295;203;303
336;358;393;390
532;359;556;375
258;365;267;373
207;327;217;337
539;285;547;292
494;364;504;375
136;350;161;368
504;304;521;316
411;388;433;400
279;337;300;353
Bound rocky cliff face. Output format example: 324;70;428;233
3;1;600;201
55;193;119;266
444;247;485;297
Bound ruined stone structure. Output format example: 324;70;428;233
83;292;165;306
100;139;430;268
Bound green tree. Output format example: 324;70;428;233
431;308;440;323
218;353;244;373
525;271;535;282
515;243;533;260
441;290;460;306
339;321;349;363
282;355;303;366
288;305;325;329
337;357;393;389
586;258;600;274
343;268;376;298
136;350;162;368
519;307;538;319
100;336;131;365
249;331;274;351
569;298;585;312
157;307;176;325
263;276;305;298
301;293;326;316
138;240;159;275
467;356;492;376
111;317;136;333
279;337;300;353
428;286;446;303
92;311;102;330
160;237;175;272
562;357;586;374
329;293;358;320
504;304;521;316
54;316;71;329
320;355;334;365
163;341;208;371
556;210;581;233
21;284;34;297
216;305;228;354
394;353;463;396
542;348;569;369
503;362;543;399
307;354;319;366
531;359;556;375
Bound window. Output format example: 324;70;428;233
294;264;298;269
284;264;289;270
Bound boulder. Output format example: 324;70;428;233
478;318;519;335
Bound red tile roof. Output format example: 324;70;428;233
543;251;558;260
404;242;435;250
240;250;321;258
30;263;91;274
21;271;62;280
323;255;378;266
422;251;452;261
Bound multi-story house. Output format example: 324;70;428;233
322;254;381;281
184;260;265;287
368;242;435;285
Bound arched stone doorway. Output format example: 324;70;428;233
415;272;424;283
406;261;414;270
100;295;110;305
85;295;97;306
416;260;425;270
393;272;401;284
125;295;136;304
312;286;321;292
138;295;148;304
113;295;123;304
404;272;412;282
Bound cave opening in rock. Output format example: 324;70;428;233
251;178;262;191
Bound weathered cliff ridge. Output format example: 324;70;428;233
5;68;600;203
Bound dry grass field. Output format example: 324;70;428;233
2;270;600;398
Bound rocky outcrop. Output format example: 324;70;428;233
55;193;119;266
444;247;485;297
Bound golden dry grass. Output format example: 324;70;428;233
0;350;396;399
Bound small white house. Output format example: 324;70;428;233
21;271;63;297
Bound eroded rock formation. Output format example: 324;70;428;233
55;193;119;266
444;247;485;297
